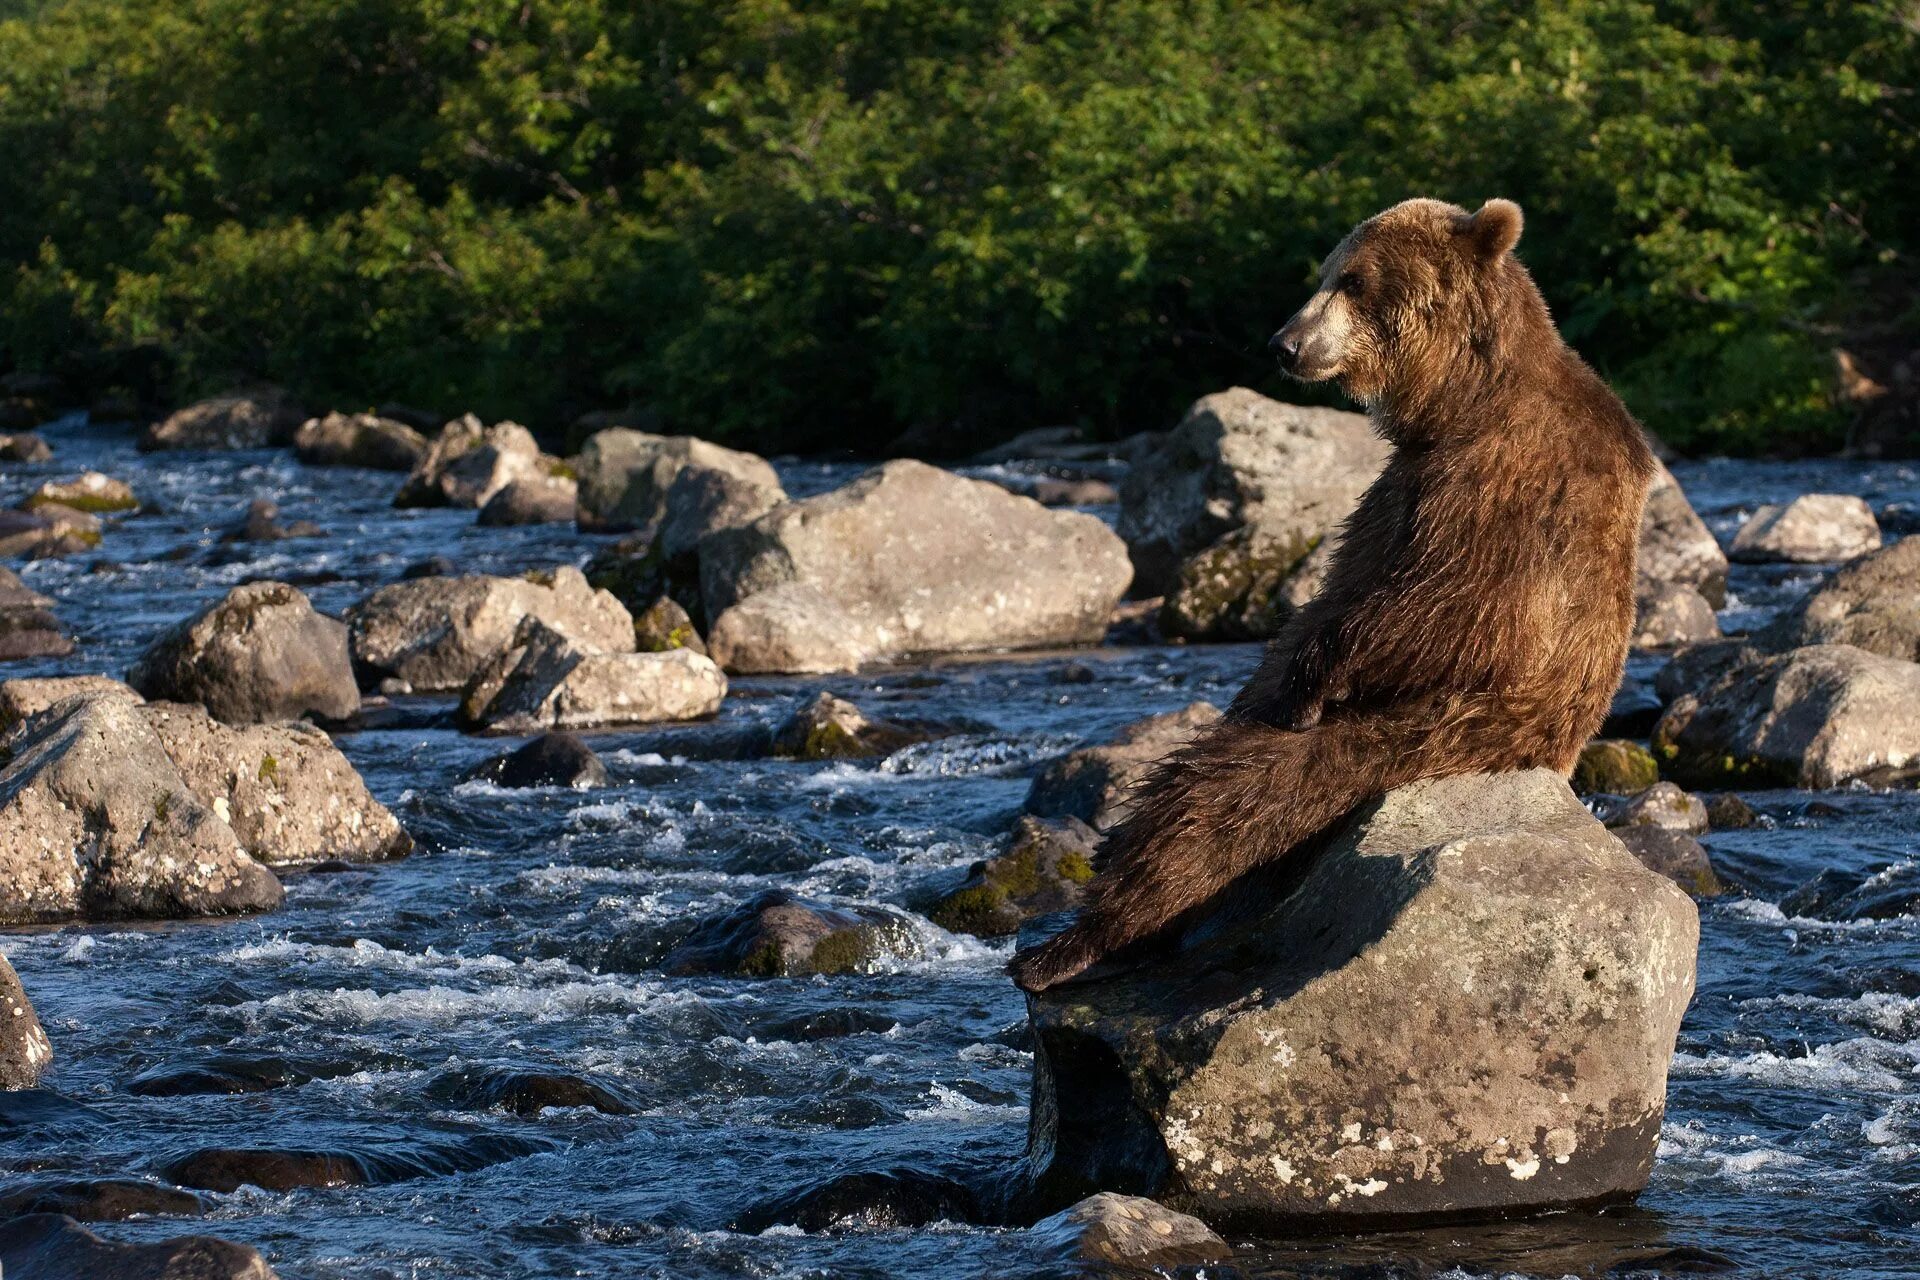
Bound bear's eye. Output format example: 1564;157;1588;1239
1336;272;1365;297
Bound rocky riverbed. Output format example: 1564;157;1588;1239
0;408;1915;1278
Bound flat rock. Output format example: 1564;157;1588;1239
0;1214;276;1280
1653;644;1920;788
927;815;1097;937
477;474;578;526
1025;703;1221;829
1027;1192;1230;1268
459;620;725;733
1761;538;1920;661
464;732;607;789
293;411;428;471
1729;494;1881;563
702;460;1131;673
22;471;137;514
1638;462;1728;605
394;415;549;509
141;388;305;452
138;701;409;864
128;582;359;724
663;889;917;977
1021;770;1698;1229
1118;389;1384;596
0;953;52;1088
1632;583;1720;649
574;428;783;534
348;567;632;692
0;693;283;923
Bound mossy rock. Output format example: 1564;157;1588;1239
662;889;916;977
1571;739;1659;795
633;596;707;656
770;691;944;761
1161;525;1318;642
927;816;1100;937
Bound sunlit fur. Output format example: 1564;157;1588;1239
1009;198;1655;993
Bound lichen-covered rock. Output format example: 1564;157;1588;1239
1637;462;1728;606
293;411;428;471
632;596;706;655
347;567;631;692
0;954;53;1088
1020;770;1698;1228
1026;1193;1230;1269
769;691;936;761
704;583;873;675
128;582;359;724
0;570;73;661
1761;538;1920;661
477;474;578;526
575;428;783;534
0;1214;278;1280
1571;739;1660;796
1160;525;1324;642
138;701;409;864
1653;644;1920;788
459;618;726;733
1118;389;1384;597
1632;583;1720;649
0;674;138;729
927;815;1097;937
0;432;52;463
140;388;305;452
0;506;101;559
1597;781;1708;834
1729;494;1881;564
1025;703;1221;829
662;889;917;977
1611;827;1722;897
393;415;546;509
702;460;1131;674
463;732;607;789
0;694;283;922
22;472;137;514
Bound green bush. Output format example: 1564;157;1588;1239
0;0;1913;454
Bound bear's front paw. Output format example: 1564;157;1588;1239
1007;932;1098;993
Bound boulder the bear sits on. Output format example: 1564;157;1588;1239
1010;198;1656;992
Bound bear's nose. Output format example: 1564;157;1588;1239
1269;331;1300;367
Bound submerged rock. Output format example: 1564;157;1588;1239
1118;389;1384;597
1780;864;1920;922
128;582;359;724
458;619;726;733
219;498;323;544
1571;740;1660;796
1653;644;1920;788
0;569;74;661
0;954;52;1088
1637;462;1728;606
574;428;783;534
927;816;1098;938
701;460;1131;673
769;691;939;761
1027;1192;1230;1269
464;732;608;789
1632;583;1720;649
0;1214;276;1280
138;701;409;864
1025;703;1221;829
663;889;917;977
433;1067;637;1116
1729;494;1881;564
141;388;305;452
293;411;429;471
349;567;632;693
22;471;137;515
0;693;283;922
1021;770;1697;1228
732;1166;978;1233
0;1178;202;1222
1761;538;1920;662
394;415;547;509
156;1133;546;1192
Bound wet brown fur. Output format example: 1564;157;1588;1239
1009;198;1656;993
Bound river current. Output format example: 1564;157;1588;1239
0;415;1916;1278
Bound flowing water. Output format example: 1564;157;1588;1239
0;416;1917;1279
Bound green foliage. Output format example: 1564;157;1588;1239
1;0;1913;453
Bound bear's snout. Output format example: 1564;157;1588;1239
1268;329;1301;369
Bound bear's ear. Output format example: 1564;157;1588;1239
1460;198;1523;262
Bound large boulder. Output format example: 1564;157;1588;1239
1160;525;1333;642
1760;538;1920;661
0;1215;278;1280
1025;703;1221;829
0;954;52;1088
0;694;283;923
138;701;410;864
1729;494;1881;564
1020;770;1697;1228
1637;462;1728;606
1652;643;1920;788
140;388;305;452
574;429;783;534
128;582;359;724
0;675;138;729
457;619;726;733
347;567;631;693
393;415;548;509
0;570;73;661
702;460;1131;674
1117;390;1384;598
293;411;429;471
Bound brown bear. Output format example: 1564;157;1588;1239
1009;197;1656;992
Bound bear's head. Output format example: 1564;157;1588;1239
1270;198;1533;410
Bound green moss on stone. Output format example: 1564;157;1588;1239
1571;739;1659;795
1057;850;1095;884
806;927;875;975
